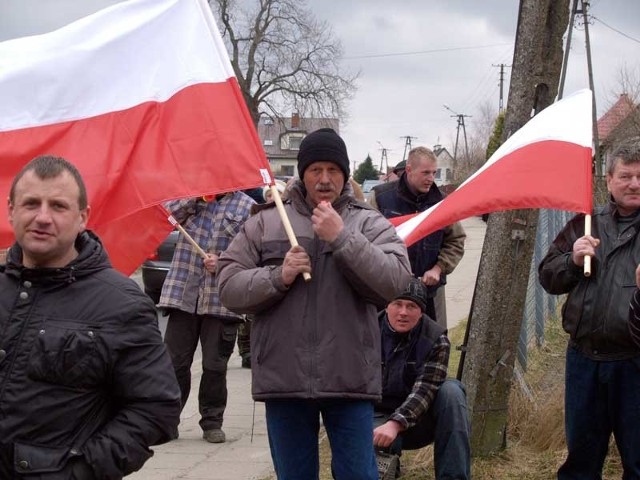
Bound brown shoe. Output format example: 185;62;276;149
203;428;226;443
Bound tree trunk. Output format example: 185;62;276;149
460;0;570;456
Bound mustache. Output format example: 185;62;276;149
314;184;336;192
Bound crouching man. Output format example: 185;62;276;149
374;278;471;480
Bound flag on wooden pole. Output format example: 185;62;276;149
0;0;272;273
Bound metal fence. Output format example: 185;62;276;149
518;208;574;368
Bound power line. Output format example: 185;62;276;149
343;43;512;60
591;15;640;44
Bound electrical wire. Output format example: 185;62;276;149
591;15;640;44
343;43;512;60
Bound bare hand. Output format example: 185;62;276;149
282;245;312;286
373;420;403;448
203;253;219;273
421;265;442;286
636;264;640;288
311;201;344;243
571;235;600;267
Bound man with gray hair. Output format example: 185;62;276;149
539;137;640;479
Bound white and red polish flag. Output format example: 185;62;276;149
392;89;593;247
0;0;272;274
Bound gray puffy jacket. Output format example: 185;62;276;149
217;181;412;400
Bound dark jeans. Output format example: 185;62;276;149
374;379;471;480
164;309;238;431
559;346;640;479
265;398;379;480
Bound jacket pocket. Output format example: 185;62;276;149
27;320;103;389
14;442;93;479
261;240;290;266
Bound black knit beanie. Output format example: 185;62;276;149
395;278;428;313
297;128;350;180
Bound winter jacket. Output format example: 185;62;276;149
370;175;466;296
0;231;181;479
217;181;412;401
539;204;640;360
378;312;448;429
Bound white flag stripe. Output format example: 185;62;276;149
457;89;593;192
0;0;233;131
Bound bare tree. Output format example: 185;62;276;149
610;63;640;104
209;0;358;126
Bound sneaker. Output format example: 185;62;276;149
202;428;226;443
376;451;400;480
241;353;251;369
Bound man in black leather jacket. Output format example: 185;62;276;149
0;155;181;479
539;138;640;479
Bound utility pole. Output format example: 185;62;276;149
459;0;571;456
400;135;417;161
558;0;578;99
492;63;511;113
443;105;471;165
578;0;601;175
377;141;389;174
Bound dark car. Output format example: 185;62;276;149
141;230;179;304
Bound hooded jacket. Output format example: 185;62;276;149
217;181;412;401
0;231;181;479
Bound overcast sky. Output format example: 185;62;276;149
1;0;639;169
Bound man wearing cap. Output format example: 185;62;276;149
374;278;471;480
370;146;466;327
217;128;412;479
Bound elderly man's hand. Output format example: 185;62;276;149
282;245;312;286
373;420;403;448
636;264;640;288
571;235;600;267
312;201;344;243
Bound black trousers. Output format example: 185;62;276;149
164;309;238;431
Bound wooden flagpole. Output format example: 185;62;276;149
269;185;312;282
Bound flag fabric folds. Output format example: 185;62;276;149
0;0;272;274
393;89;593;247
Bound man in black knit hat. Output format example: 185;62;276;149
218;128;412;479
374;278;470;479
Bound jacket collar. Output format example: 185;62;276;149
4;230;110;285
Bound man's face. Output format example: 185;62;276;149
386;298;422;333
406;156;437;194
8;170;89;268
303;161;345;205
607;160;640;216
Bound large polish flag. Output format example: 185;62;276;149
0;0;272;273
393;89;593;247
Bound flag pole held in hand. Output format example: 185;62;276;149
584;214;592;277
270;185;312;282
168;215;208;259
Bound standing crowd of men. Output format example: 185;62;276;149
1;130;640;480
